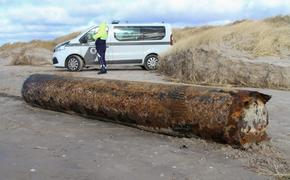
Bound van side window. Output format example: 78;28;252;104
142;26;165;40
114;26;165;41
114;26;142;41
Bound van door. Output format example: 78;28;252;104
109;26;143;64
80;27;113;65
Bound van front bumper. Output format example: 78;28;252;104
52;51;66;67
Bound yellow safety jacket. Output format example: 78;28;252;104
93;22;108;40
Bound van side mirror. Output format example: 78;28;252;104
79;35;88;44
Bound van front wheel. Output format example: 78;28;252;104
66;55;83;71
144;55;159;71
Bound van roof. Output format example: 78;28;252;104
109;23;170;26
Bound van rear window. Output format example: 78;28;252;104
114;26;165;41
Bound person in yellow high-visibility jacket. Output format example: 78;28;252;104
93;22;108;74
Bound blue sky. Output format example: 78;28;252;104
0;0;290;45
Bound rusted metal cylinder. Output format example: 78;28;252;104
22;74;271;147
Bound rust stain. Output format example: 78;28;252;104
22;74;272;147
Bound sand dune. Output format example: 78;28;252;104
0;32;80;66
159;15;290;90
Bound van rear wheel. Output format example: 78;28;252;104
66;55;83;71
144;55;159;71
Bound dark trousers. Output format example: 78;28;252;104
95;39;107;68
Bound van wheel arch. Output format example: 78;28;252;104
65;54;85;71
145;53;158;59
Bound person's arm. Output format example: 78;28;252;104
93;31;101;41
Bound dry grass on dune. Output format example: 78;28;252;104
0;32;80;65
0;32;80;52
160;15;290;90
160;46;290;90
53;32;81;45
265;15;290;25
171;16;290;57
172;26;214;43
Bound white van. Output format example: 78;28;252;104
52;23;172;71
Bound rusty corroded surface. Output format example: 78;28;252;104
22;74;271;147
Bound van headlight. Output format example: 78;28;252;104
54;45;66;52
54;41;70;52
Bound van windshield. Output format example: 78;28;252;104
79;27;99;44
86;27;99;42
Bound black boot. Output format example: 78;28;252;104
98;66;107;74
